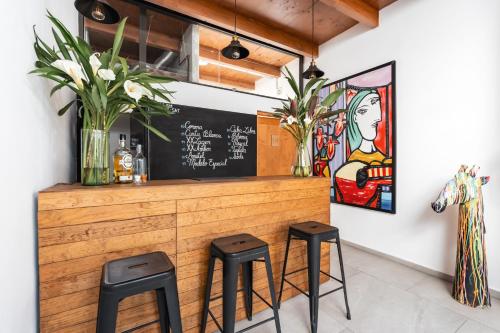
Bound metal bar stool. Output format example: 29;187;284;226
200;233;281;333
278;221;351;333
96;252;183;333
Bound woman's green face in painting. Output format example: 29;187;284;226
353;92;381;141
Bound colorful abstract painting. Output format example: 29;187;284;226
313;62;396;213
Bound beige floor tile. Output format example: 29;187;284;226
456;320;500;333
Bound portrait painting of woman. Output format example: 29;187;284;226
313;62;396;213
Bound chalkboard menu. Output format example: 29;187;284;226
133;104;257;179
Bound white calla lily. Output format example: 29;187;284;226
89;53;101;75
304;116;312;125
124;80;151;102
97;69;116;81
51;59;87;90
287;115;297;125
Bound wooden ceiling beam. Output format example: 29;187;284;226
320;0;379;28
199;46;281;78
199;72;256;90
145;0;318;57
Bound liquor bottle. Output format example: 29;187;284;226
113;134;133;184
133;144;148;184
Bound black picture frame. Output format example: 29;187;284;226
312;61;397;214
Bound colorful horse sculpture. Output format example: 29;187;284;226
431;165;490;307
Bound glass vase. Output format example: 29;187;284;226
81;129;110;185
292;141;312;177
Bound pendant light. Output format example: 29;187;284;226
221;0;249;60
303;0;324;79
74;0;120;24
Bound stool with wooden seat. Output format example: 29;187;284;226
96;251;182;333
278;221;351;333
200;233;281;333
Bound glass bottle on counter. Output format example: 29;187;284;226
133;144;148;184
113;134;133;184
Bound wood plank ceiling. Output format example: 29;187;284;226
86;0;397;91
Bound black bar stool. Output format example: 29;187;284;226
200;233;281;333
96;251;183;333
278;221;351;333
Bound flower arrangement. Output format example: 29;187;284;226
31;12;174;185
273;67;345;176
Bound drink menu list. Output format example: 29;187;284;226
180;120;256;171
143;104;258;179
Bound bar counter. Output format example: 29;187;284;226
37;176;331;333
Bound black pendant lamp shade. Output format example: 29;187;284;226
74;0;120;24
222;0;249;60
303;60;324;79
303;0;324;79
222;35;249;60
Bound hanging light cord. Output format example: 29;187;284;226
234;0;237;35
311;0;315;60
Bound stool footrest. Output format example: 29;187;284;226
319;286;344;298
283;268;346;299
206;288;277;332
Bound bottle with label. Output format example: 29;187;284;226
113;134;133;184
133;144;148;185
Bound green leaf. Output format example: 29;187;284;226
303;78;324;98
321;88;345;107
50;81;69;96
91;85;102;112
110;18;128;67
119;57;128;77
94;77;107;110
52;28;71;60
57;99;75;116
132;116;171;142
319;108;347;119
283;66;301;98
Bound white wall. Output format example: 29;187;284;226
255;57;301;99
171;81;281;114
0;3;283;332
317;0;500;290
0;1;77;332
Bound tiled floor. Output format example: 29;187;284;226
233;244;499;333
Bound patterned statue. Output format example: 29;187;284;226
431;165;490;307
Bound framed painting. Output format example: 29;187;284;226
313;61;396;213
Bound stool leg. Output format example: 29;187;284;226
278;231;292;308
336;233;351;320
307;237;321;333
242;261;253;321
264;251;282;333
200;256;216;333
156;288;170;332
96;290;119;333
222;261;239;333
164;274;183;333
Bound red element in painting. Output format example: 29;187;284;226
312;62;396;213
327;136;339;160
316;127;324;151
314;159;329;177
334;112;346;137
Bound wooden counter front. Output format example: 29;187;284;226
37;176;331;333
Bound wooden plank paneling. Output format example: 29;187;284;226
38;177;328;210
37;177;331;333
38;200;176;228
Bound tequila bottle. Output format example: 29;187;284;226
113;134;133;184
